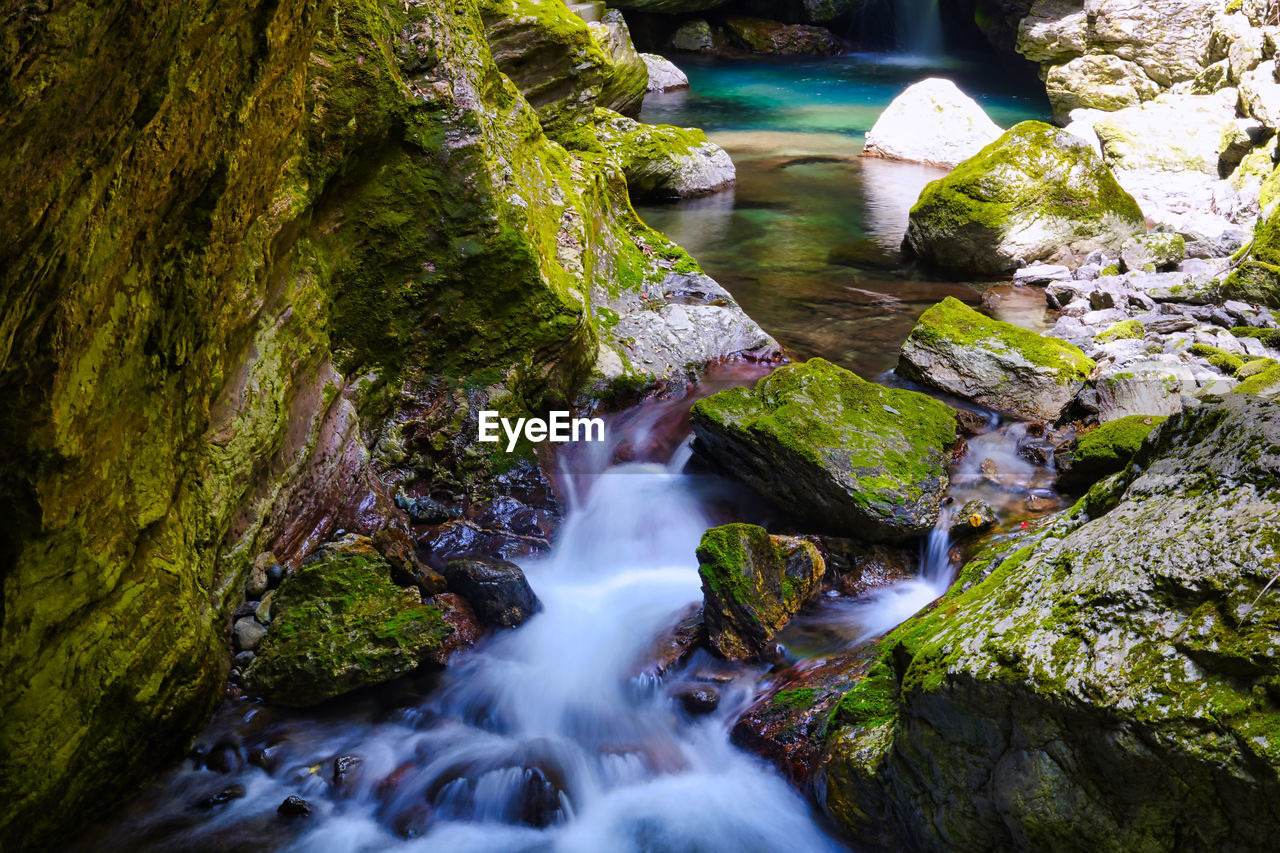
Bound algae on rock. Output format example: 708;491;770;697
690;359;959;542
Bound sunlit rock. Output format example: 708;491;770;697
862;78;1003;168
641;53;689;92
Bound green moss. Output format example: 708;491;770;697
1224;210;1280;308
1238;357;1277;380
773;686;820;710
1096;319;1145;343
1075;415;1166;468
831;659;898;728
1190;343;1245;375
1236;362;1280;395
1101;263;1121;276
1231;326;1280;348
910;296;1095;384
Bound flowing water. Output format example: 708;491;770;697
93;54;1064;851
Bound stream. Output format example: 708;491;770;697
91;53;1062;852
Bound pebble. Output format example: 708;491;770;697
233;617;267;652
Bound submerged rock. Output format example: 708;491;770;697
862;78;1002;168
905;121;1145;275
1056;413;1166;491
697;524;826;660
820;394;1280;851
898;297;1096;421
243;538;452;706
442;558;541;628
690;359;959;541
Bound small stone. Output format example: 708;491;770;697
266;562;286;589
1013;264;1073;285
255;589;275;624
233;650;255;668
195;784;245;809
949;499;997;540
277;795;312;818
955;408;991;437
233;617;267;652
334;754;363;794
674;685;720;716
247;552;275;599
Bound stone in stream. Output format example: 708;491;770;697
641;53;689;92
819;395;1280;851
590;109;735;199
1056;414;1166;491
905;121;1145;276
898;297;1096;422
948;498;997;540
232;617;267;652
630;603;704;680
243;536;453;707
277;795;312;818
690;359;960;542
443;558;541;628
194;784;246;809
696;524;826;660
672;684;720;715
862;78;1002;168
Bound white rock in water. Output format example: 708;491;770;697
862;78;1002;168
641;53;689;93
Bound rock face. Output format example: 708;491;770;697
1016;0;1220;120
696;524;826;660
0;0;751;845
243;537;453;707
820;395;1280;852
898;297;1096;421
905;122;1145;275
690;359;959;541
443;558;541;628
723;17;845;55
862;78;1003;168
1225;206;1280;307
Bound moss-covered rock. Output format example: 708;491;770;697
819;395;1280;851
1236;361;1280;396
1119;231;1185;272
690;359;959;542
1191;342;1245;375
244;536;452;706
898;297;1096;421
722;17;845;55
1223;206;1280;307
696;523;826;660
1095;318;1145;343
905;121;1145;276
589;108;735;200
1056;414;1166;490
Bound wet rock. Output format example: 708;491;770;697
333;754;363;795
194;784;246;810
733;652;871;784
862;78;1002;168
949;499;997;540
232;617;267;652
954;408;992;436
248;741;287;774
247;552;275;600
641;53;688;92
518;766;564;828
373;528;447;596
1056;414;1167;491
898;297;1096;421
277;795;312;818
243;537;453;706
631;603;704;679
820;396;1280;851
906;122;1145;275
697;524;826;660
673;684;720;715
722;17;844;55
428;593;484;665
398;492;462;525
232;650;255;670
201;739;244;775
800;537;917;597
425;518;549;566
443;558;541;628
690;359;959;541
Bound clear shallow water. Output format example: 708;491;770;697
638;53;1051;377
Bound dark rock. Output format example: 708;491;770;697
203;739;244;774
630;603;704;680
954;408;992;436
426;593;484;665
277;795;312;818
673;684;720;715
373;528;447;595
233;601;259;620
194;784;246;809
266;562;287;589
518;766;564;828
248;742;288;774
799;536;917;597
697;524;826;660
334;755;363;795
233;650;256;668
398;492;463;525
425;519;549;567
443;559;541;628
723;17;845;55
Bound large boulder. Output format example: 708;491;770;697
593;109;736;199
442;558;541;628
820;395;1280;851
722;17;845;55
1055;413;1166;490
1044;54;1160;119
905;122;1146;276
1224;205;1280;307
243;537;453;707
862;78;1003;168
696;523;826;660
898;297;1096;421
690;358;959;542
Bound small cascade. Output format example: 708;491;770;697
895;0;945;56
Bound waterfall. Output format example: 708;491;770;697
896;0;944;56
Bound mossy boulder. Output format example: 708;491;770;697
690;359;959;542
696;524;826;660
820;395;1280;851
1236;361;1280;396
898;297;1096;421
1095;318;1145;343
590;108;735;200
905;121;1145;276
1056;414;1166;491
722;17;845;55
244;536;453;706
1223;206;1280;308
